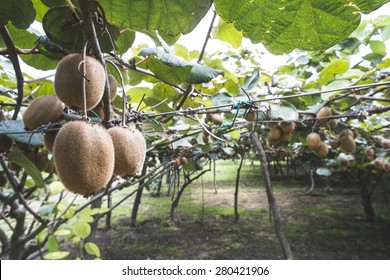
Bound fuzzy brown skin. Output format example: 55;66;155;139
108;126;146;177
54;54;105;110
108;74;118;102
278;122;295;133
340;135;356;153
269;125;282;140
314;142;329;158
53;121;114;195
306;133;322;150
316;106;332;121
44;130;58;153
375;158;385;170
211;114;223;126
0;134;12;152
22;95;63;130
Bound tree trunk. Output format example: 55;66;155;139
130;163;148;227
250;133;293;260
234;154;244;223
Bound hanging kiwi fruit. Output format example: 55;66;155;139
53;121;115;195
54;53;105;111
316;106;332;122
22;95;63;131
108;126;147;177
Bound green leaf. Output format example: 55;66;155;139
85;242;101;257
116;29;136;54
187;64;224;84
38;204;55;216
242;70;260;92
7;147;45;189
54;229;71;236
73;220;91;239
319;59;350;85
49;181;65;196
100;0;212;37
127;87;153;104
270;104;299;121
0;0;36;29
377;58;390;69
139;48;222;84
47;235;59;252
5;24;61;70
212;92;233;106
0;120;44;145
370;40;387;56
214;18;243;49
214;0;388;54
44;251;69;260
42;6;119;53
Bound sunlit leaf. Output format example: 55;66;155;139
85;242;101;258
73;220;91;239
44;251;69;260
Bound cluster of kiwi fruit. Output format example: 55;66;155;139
316;106;338;129
306;132;329;158
202;113;224;144
267;121;297;146
45;53;147;195
173;156;188;167
329;129;357;154
375;157;390;172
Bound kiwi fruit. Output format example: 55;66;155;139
44;130;59;153
365;148;375;157
108;74;118;102
316;106;332;121
279;122;296;133
329;140;339;149
53;121;115;195
88;103;114;120
267;133;280;146
306;133;322;150
108;126;146;177
202;132;210;144
326;118;338;130
280;131;293;142
54;53;105;110
0;134;12;153
339;135;356;153
382;139;390;149
180;156;188;165
375;157;385;170
340;129;354;138
245;111;255;121
385;162;390;173
44;159;56;174
23;95;63;130
269;125;282;140
314;142;329;158
34;151;49;172
0;173;7;187
173;158;181;167
210;114;223;126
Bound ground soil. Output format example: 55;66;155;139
95;176;390;260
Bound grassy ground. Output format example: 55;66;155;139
95;160;390;260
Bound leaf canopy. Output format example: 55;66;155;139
214;0;390;54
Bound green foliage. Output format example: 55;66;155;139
0;0;36;29
100;0;213;40
213;0;390;54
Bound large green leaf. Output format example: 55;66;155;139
0;0;36;29
7;147;45;189
138;48;223;84
270;104;299;121
42;5;120;53
213;18;243;49
100;0;212;40
213;0;390;54
6;24;62;70
0;120;44;145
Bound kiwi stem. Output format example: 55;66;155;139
0;26;24;120
81;42;88;119
78;0;111;126
106;60;127;126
